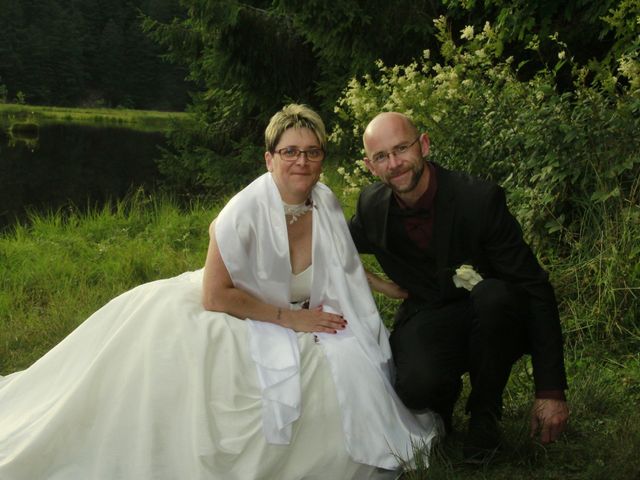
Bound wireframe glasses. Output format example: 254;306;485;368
370;137;421;165
274;147;325;162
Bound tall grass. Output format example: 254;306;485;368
415;351;640;479
552;184;640;347
0;191;219;373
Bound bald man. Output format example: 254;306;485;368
348;112;569;463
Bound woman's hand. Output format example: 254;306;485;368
280;307;347;334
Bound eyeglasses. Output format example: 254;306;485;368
370;137;421;165
274;147;325;162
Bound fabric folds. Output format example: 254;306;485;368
215;173;439;468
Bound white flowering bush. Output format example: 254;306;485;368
331;14;639;252
330;11;640;339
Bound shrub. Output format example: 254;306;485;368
331;16;640;339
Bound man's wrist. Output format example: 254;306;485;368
535;389;566;401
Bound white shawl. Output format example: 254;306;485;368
215;173;436;469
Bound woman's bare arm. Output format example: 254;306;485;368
202;221;346;334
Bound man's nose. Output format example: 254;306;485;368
387;152;403;169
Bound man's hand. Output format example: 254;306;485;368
530;398;569;444
377;280;409;299
365;270;409;299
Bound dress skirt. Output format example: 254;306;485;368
0;270;394;480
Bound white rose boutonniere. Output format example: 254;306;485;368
452;264;483;291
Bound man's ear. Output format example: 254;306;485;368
265;151;273;172
419;133;430;157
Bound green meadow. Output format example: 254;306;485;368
0;103;189;133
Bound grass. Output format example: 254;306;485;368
1;176;639;479
0;190;219;372
0;102;190;133
412;350;640;479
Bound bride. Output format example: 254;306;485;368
0;104;439;479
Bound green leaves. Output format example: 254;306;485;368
332;13;640;343
334;14;640;249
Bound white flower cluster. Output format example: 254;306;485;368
336;160;370;194
618;53;640;89
460;25;474;41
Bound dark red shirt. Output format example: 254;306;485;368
393;162;438;250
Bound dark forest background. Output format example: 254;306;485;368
1;0;636;242
0;0;188;110
1;1;627;140
141;0;628;194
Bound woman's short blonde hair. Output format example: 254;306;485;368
265;104;326;152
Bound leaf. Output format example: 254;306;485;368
590;187;621;203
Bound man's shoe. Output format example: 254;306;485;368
462;411;501;464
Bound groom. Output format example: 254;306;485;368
348;112;569;462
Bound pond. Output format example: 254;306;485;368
0;122;166;231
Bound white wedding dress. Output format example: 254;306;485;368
0;173;439;479
0;269;397;480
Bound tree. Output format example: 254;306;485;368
145;0;628;193
98;19;126;105
0;76;7;102
0;1;25;102
0;0;188;108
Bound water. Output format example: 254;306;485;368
0;123;166;230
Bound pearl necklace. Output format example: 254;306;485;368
283;199;313;224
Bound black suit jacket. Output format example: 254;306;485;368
349;163;567;392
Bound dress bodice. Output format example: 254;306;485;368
290;265;312;304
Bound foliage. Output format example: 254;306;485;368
440;0;619;71
0;76;7;103
0;0;188;109
153;113;266;195
332;15;639;240
599;0;640;88
143;1;322;194
270;0;444;110
332;16;640;339
144;1;631;195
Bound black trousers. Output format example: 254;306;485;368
389;279;529;419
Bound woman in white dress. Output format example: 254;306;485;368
0;104;439;479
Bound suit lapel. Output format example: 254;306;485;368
365;184;392;250
432;165;456;270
